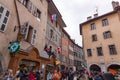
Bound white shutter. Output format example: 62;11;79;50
32;5;35;15
0;5;5;27
0;4;10;32
18;0;23;3
24;22;29;40
33;6;37;17
27;1;32;13
31;29;36;45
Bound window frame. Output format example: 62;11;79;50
102;18;109;26
87;49;92;57
103;31;112;39
92;34;97;41
91;23;96;30
109;45;117;55
97;47;103;56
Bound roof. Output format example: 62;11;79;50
79;10;117;35
62;28;70;38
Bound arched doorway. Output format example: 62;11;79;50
89;64;101;72
107;64;120;71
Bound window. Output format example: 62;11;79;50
109;45;117;55
87;49;92;57
36;9;41;21
62;56;67;62
20;22;36;45
103;31;112;39
97;47;103;56
102;19;109;26
55;34;57;42
23;0;29;7
50;29;53;39
91;23;96;30
92;34;97;41
0;4;10;32
18;0;41;21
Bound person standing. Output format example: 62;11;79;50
35;70;40;80
93;72;104;80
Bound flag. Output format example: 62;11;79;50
50;14;57;23
57;47;61;54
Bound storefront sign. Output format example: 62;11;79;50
9;41;20;53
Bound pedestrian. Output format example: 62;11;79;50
88;74;93;80
35;70;41;80
68;71;74;80
4;69;13;80
52;69;60;80
47;72;53;80
29;71;36;80
93;72;104;80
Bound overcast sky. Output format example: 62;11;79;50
53;0;120;46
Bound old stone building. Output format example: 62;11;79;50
46;0;66;71
80;1;120;72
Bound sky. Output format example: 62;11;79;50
53;0;120;47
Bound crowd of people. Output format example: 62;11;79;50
2;65;42;80
1;66;118;80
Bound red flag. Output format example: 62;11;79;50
57;47;61;54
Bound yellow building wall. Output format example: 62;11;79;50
82;12;120;71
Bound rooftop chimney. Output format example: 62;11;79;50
112;1;120;10
94;13;98;18
87;16;92;20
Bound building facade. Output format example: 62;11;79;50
80;1;120;73
61;29;70;70
0;0;19;75
46;0;66;71
68;39;75;71
74;43;83;71
0;0;56;79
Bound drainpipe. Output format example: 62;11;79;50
14;0;21;27
14;0;21;41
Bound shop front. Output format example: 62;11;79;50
8;47;56;79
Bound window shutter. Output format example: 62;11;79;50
27;1;32;13
32;5;35;15
31;29;36;45
20;22;29;40
18;0;23;3
0;5;10;32
33;7;37;17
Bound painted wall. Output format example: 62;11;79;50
82;12;120;71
